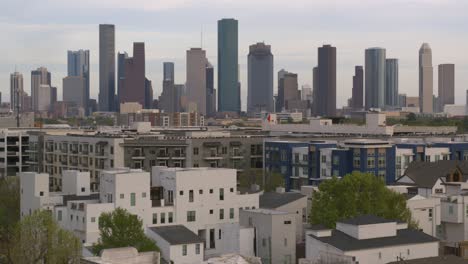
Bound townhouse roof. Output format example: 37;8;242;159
397;160;468;189
338;215;394;226
387;255;467;264
259;192;306;209
309;228;438;252
149;225;203;245
62;193;100;205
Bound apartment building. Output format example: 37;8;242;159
122;131;265;172
27;131;126;191
20;166;260;261
0;129;29;177
118;111;204;127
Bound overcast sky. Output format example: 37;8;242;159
1;0;468;110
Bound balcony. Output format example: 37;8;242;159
204;153;224;160
441;198;463;224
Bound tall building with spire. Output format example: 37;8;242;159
247;42;273;114
419;43;433;113
99;24;115;112
217;18;239;113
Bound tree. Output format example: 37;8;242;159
310;172;416;228
0;177;20;263
406;113;417;122
10;210;81;264
92;208;158;255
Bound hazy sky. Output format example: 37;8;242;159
1;0;468;110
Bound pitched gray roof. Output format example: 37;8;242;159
259;192;306;209
387;255;467;264
338;215;394;226
310;228;438;252
149;225;203;245
398;160;468;189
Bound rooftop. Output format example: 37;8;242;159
310;228;438;252
387;255;466;264
149;225;203;245
244;208;289;215
259;192;306;209
338;215;395;226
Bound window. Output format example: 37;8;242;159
210;189;213;194
425;155;430;161
435;155;440;161
379;252;382;259
429;208;433;218
120;194;124;199
367;157;375;168
219;229;222;239
189;190;194;203
182;245;187;256
284;220;292;224
230;187;234;192
187;211;196;222
284;238;288;247
229;208;234;219
57;210;62;221
199;189;203;195
81;187;85;193
321;155;326;163
210;209;213;214
219;209;224;220
161;213;166;224
180;190;184;196
39;191;44;196
193;148;199;155
353;157;360;168
142;192;146;198
466;205;468;217
168;212;173;223
130;193;136;206
91;217;96;223
262;238;267;247
152;213;157;224
222;147;227;154
219;188;224;200
333;156;339;165
168;190;174;204
407;249;410;255
196;244;200;255
449;205;454;215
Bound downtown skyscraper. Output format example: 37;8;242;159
247;42;274;114
67;49;90;114
351;66;364;109
31;67;51;112
419;43;433;113
316;45;337;116
385;58;399;108
10;71;24;113
186;48;208;114
217;18;240;113
99;24;115;112
438;63;455;112
119;42;146;108
365;48;386;110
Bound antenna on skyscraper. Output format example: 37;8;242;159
201;25;204;49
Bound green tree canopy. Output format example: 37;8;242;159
310;172;416;228
92;208;158;255
0;176;20;263
10;210;81;264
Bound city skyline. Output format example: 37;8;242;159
1;1;468;110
